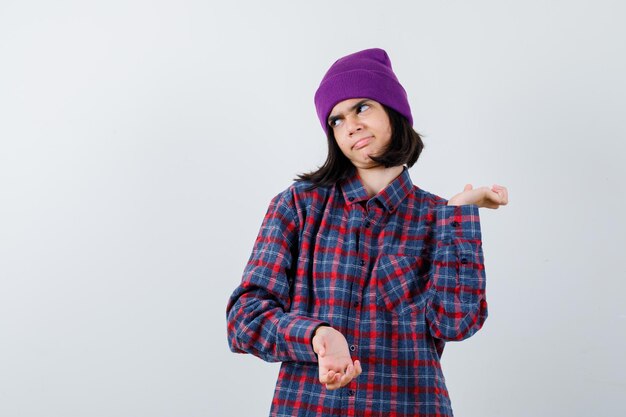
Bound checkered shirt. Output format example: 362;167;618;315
226;167;488;416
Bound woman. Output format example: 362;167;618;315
227;48;508;416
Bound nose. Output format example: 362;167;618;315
344;114;362;135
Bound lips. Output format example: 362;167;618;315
353;136;372;150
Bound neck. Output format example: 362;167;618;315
357;165;404;197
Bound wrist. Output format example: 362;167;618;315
311;324;330;353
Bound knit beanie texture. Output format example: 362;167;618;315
314;48;413;133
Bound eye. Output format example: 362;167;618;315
356;103;370;113
328;117;342;128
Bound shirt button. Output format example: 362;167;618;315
348;197;355;202
349;345;356;352
348;390;355;396
359;259;365;266
460;258;468;264
451;221;460;227
389;205;394;211
353;301;360;307
365;221;371;228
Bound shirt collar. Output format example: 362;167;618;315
340;166;413;213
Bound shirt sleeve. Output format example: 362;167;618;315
226;190;327;363
425;203;488;341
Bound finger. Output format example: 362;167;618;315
492;191;504;205
491;184;508;205
490;189;506;205
319;369;334;385
339;360;364;388
327;370;335;381
320;369;338;384
346;363;354;377
338;373;352;388
326;373;342;390
319;371;328;384
339;364;355;387
491;187;507;206
464;183;473;191
492;186;505;201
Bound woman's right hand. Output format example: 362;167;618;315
312;326;362;390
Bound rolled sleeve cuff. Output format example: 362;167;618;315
280;315;329;363
435;204;482;243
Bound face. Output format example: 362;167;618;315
328;98;392;171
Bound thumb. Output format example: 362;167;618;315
313;338;325;357
464;184;473;191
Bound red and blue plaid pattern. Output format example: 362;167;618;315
227;168;487;416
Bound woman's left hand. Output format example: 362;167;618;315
447;184;509;209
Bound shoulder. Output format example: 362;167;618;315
266;179;334;225
272;179;334;208
410;186;449;209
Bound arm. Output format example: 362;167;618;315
425;203;488;341
425;183;507;340
226;191;327;363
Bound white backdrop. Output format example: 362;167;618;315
1;1;625;416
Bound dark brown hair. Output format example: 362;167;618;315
295;105;424;189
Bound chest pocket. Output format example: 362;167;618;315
374;254;430;315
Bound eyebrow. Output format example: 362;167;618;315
328;99;371;124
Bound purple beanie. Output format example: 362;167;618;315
314;48;413;134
